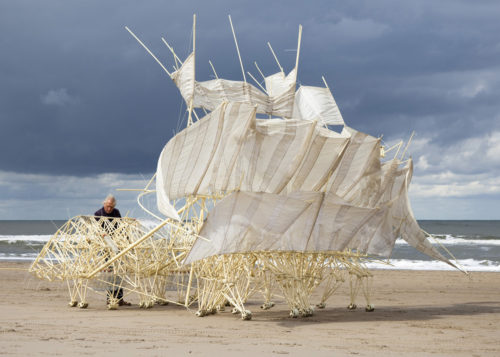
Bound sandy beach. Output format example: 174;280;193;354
0;261;499;356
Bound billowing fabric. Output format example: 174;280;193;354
238;118;317;193
171;53;195;104
388;160;455;266
264;69;297;118
292;85;345;126
194;79;271;114
163;52;456;269
184;191;393;264
156;102;255;209
326;127;381;198
282;126;348;193
170;52;296;117
157;187;182;221
156;102;349;204
185;184;454;267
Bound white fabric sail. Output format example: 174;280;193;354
161;50;457;269
157;188;181;221
184;191;393;264
170;52;297;117
170;52;195;103
292;85;345;126
157;101;455;267
237;118;317;193
389;160;456;267
326;127;381;198
156;102;350;204
264;69;297;118
282;126;349;193
156;102;255;206
264;69;296;97
185;186;454;266
194;79;270;114
180;143;455;266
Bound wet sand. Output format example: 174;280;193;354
1;261;499;356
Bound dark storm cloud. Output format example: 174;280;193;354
1;0;500;179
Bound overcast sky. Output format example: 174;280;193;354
1;0;499;220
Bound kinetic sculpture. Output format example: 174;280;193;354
30;15;459;319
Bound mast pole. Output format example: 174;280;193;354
384;140;403;155
161;37;183;68
267;42;283;74
401;131;415;160
125;26;171;76
321;76;330;90
187;14;196;126
247;71;268;94
294;25;302;79
394;141;403;160
254;61;266;81
209;60;219;79
228;15;246;83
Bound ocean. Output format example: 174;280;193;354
0;220;499;272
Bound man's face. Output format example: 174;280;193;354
103;200;115;214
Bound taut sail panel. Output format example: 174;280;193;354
156;102;255;203
197;103;257;194
184;191;394;264
326;126;381;198
293;192;392;253
292;85;345;126
282;126;349;193
156;102;350;201
237;118;317;193
264;68;297;118
264;69;296;97
184;191;317;264
371;159;401;206
170;52;195;103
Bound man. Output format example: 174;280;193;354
94;195;131;306
95;194;121;218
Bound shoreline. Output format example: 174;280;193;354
2;258;498;274
1;261;500;356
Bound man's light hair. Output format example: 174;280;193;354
103;194;116;206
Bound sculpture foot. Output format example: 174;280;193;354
289;308;299;318
241;310;252;320
260;302;275;310
365;304;375;312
